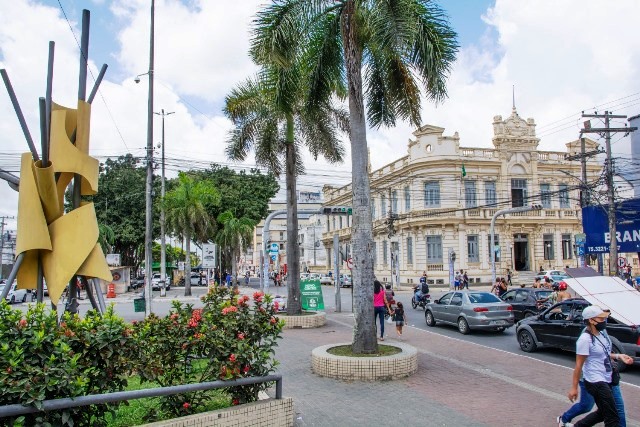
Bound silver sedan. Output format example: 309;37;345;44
425;291;515;334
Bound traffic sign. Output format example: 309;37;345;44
271;254;277;262
346;257;354;269
618;257;626;268
269;243;279;253
575;233;586;245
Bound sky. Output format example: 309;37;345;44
1;0;639;230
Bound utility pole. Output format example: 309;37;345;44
143;0;155;316
154;108;174;297
0;216;13;279
581;111;637;276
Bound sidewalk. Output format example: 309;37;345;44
268;310;640;427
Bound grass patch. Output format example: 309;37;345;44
106;362;231;427
327;344;402;357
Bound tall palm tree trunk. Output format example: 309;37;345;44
285;113;302;315
185;232;192;296
342;0;376;354
232;248;238;290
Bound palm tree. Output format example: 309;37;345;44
253;0;458;352
224;64;347;315
163;173;220;296
215;211;255;288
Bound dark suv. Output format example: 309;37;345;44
516;298;639;370
500;288;553;321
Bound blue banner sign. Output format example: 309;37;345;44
582;198;640;254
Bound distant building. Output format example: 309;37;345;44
322;106;603;285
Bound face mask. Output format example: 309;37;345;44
594;320;607;331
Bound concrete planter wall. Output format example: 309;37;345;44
142;397;293;427
280;312;326;329
312;342;418;381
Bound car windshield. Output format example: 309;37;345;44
467;293;501;303
537;291;552;299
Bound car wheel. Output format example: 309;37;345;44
425;310;436;327
411;298;417;309
166;286;170;291
457;317;470;335
22;294;27;302
518;329;538;352
10;295;15;304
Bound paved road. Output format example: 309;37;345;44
9;279;639;388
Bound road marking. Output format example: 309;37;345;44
327;316;640;393
405;324;640;391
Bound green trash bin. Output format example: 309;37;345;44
133;298;146;313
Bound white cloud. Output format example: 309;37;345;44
1;0;639;224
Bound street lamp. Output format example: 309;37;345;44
154;109;174;297
142;0;155;316
490;204;542;285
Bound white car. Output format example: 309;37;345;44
1;283;29;304
151;274;170;291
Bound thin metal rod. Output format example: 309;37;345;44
44;41;54;165
0;374;283;417
36;255;44;303
82;276;100;312
0;252;25;300
0;69;39;161
38;97;47;164
92;278;106;312
87;63;108;104
0;169;19;187
66;9;91;315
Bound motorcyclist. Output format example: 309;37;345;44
413;272;429;303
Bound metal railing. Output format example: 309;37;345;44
0;374;282;418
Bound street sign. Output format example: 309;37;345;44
271;254;277;262
300;279;324;311
202;244;216;268
618;257;626;268
576;246;585;256
346;257;354;269
575;233;586;245
269;243;279;254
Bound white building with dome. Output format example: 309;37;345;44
321;107;603;286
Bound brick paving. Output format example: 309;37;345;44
268;311;640;427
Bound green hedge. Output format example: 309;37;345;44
0;287;282;426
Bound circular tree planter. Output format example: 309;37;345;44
311;341;417;381
279;311;326;329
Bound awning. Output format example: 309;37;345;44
564;276;640;326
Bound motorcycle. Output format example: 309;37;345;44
411;287;431;310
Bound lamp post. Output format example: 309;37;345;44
154;109;174;297
143;0;155;316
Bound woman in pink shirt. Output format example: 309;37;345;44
374;280;389;341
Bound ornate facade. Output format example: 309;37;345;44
321;107;602;285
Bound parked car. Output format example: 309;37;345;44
273;294;286;312
339;274;352;288
535;270;569;283
515;298;640;371
499;288;553;321
151;273;170;291
190;273;204;286
1;283;29;304
319;275;333;286
424;291;515;334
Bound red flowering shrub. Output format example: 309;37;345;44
132;286;283;417
0;302;135;426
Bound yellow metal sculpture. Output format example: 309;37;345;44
15;100;112;305
1;9;113;310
